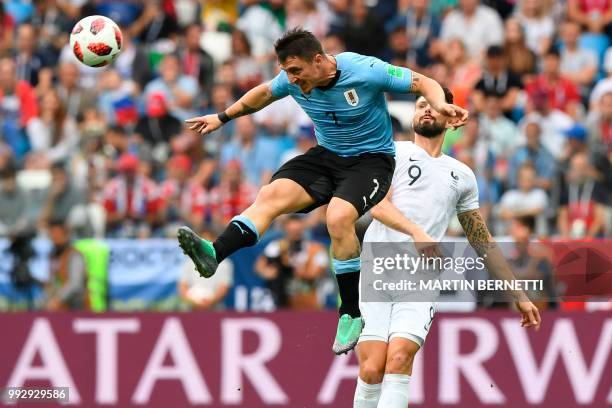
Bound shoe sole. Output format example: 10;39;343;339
177;226;217;278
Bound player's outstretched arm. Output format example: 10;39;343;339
457;209;542;330
186;83;279;135
409;72;468;129
370;193;443;258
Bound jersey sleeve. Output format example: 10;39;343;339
269;71;291;98
366;56;413;93
456;169;480;214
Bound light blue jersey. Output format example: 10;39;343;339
270;52;413;157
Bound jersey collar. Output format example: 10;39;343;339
316;69;341;91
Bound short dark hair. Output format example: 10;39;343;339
486;45;505;58
544;46;560;58
514;215;536;232
274;28;324;63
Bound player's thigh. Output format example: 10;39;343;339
256;178;316;214
388;302;436;350
270;147;334;213
358;301;392;344
334;153;395;217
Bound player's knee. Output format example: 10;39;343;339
385;349;416;374
326;207;356;239
360;361;385;384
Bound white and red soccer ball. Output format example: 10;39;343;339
69;15;122;68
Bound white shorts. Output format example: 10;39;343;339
358;300;436;347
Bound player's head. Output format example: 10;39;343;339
412;87;454;138
274;28;326;93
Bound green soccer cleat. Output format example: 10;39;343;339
177;226;219;278
332;314;364;355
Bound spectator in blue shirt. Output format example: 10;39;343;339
508;120;557;192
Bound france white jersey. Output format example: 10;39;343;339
363;141;479;243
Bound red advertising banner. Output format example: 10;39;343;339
0;311;610;407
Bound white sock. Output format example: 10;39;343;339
377;374;410;408
353;377;382;408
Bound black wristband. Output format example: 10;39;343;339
217;111;231;124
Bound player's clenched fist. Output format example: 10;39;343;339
185;114;223;135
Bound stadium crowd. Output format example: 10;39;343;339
0;0;610;312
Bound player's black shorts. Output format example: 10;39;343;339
271;145;395;217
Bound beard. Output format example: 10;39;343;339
413;119;446;138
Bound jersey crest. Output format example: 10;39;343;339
344;88;359;106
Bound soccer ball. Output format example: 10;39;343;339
69;15;122;68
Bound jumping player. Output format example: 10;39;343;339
178;29;468;354
353;89;541;407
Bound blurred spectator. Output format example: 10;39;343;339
134;92;182;156
440;0;503;58
26;89;80;168
386;0;442;69
177;24;214;101
57;62;97;120
13;24;47;87
30;0;78;66
503;18;538;81
473;45;523;116
38;162;87;231
560;124;589;164
508;120;557;191
98;69;139;127
480;94;520;160
442;38;481;108
514;0;554;56
160;154;207;234
143;54;199;121
0;57;38;161
383;25;412;68
0;3;14;55
586;91;612;158
285;0;330;39
220;116;279;186
498;163;548;234
558;151;607;238
321;33;346;55
230;29;264;93
521;89;574;159
102;153;163;237
202;82;236;155
179;229;233;310
0;162;33;238
255;214;329;309
45;218;88;311
235;1;283;59
280;126;318;164
112;28;151;88
559;20;598;91
128;0;178;43
334;0;386;57
507;215;556;309
567;0;612;36
451;116;496;223
209;160;257;228
526;47;582;117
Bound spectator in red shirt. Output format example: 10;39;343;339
0;4;14;55
568;0;612;35
160;154;208;234
526;47;582;117
209;160;257;228
102;153;163;237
